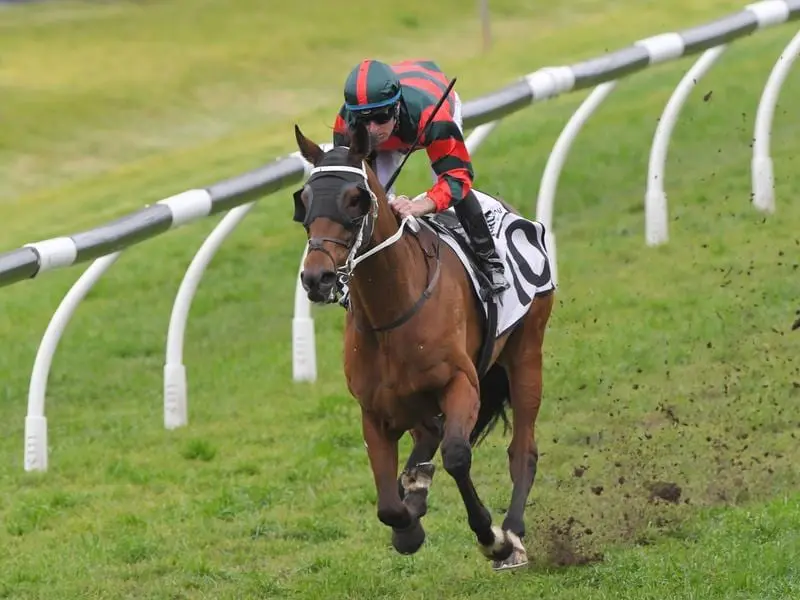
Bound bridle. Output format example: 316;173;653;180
303;163;379;276
294;160;441;332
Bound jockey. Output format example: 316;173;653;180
332;58;510;301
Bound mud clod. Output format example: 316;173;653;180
647;481;682;504
658;403;682;425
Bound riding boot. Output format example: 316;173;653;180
454;191;510;299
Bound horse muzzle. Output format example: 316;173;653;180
300;268;338;304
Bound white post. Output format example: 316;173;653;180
287;146;335;385
24;251;122;472
292;243;316;382
535;81;618;286
645;45;727;246
752;28;800;213
478;0;491;52
163;202;257;429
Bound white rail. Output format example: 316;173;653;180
536;80;619;286
645;46;728;246
24;252;122;471
752;28;800;212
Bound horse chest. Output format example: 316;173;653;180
345;340;451;411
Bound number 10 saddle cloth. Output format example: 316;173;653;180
423;189;556;339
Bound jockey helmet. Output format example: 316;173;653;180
343;59;401;122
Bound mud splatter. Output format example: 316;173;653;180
647;481;682;504
544;516;604;567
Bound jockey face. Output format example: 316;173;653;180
367;118;395;143
353;103;396;144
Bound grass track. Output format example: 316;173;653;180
1;0;799;598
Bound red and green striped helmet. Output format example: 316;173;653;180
343;59;402;113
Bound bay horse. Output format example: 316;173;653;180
291;120;554;570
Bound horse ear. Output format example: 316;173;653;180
294;124;324;165
347;120;372;162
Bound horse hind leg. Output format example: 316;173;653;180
494;292;554;571
397;420;442;520
440;370;516;565
493;366;538;571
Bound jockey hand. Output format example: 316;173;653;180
388;194;436;219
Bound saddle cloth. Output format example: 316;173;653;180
422;190;556;338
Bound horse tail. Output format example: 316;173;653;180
469;363;512;447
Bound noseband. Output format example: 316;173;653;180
306;235;353;274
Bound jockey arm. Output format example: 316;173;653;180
420;112;475;213
330;104;475;219
386;111;475;219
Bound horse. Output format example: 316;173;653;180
291;120;555;570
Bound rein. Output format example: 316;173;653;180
369;220;441;333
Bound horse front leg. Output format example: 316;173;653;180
361;409;427;555
440;371;516;564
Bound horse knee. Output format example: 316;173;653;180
442;437;472;480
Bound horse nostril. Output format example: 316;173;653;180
319;271;337;288
300;270;316;291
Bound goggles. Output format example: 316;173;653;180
350;100;398;125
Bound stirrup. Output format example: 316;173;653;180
488;275;510;296
484;263;510;297
475;271;508;303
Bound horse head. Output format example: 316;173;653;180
292;122;386;304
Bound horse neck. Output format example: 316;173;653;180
347;177;426;331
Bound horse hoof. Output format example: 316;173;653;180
478;526;515;562
392;520;426;555
492;532;528;571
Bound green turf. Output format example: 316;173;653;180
1;0;799;598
